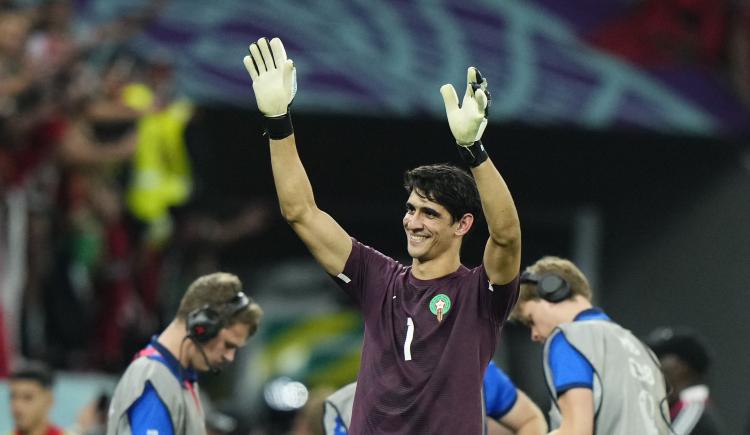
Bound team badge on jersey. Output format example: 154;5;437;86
429;294;452;322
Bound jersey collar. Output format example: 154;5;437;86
573;307;610;322
149;336;199;383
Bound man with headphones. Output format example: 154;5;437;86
106;272;263;435
509;256;671;435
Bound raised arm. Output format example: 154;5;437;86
440;68;521;284
243;37;351;275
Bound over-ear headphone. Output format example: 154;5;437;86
520;271;571;303
186;291;251;343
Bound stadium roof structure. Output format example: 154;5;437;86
85;0;750;137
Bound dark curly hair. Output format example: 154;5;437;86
645;326;712;375
403;164;482;224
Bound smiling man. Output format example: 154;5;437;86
244;37;521;434
106;273;263;435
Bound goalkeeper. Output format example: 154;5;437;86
244;37;521;435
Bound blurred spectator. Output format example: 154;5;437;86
124;54;193;248
71;393;109;435
45;59;142;370
646;326;725;435
6;361;68;435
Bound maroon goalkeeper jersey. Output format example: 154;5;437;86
333;239;518;435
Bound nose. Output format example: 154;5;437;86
404;213;423;230
531;329;543;343
223;348;236;363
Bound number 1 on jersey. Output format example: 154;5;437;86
404;317;414;361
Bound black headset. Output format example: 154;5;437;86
520;270;572;303
186;291;251;343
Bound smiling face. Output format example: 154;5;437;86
402;189;471;263
191;322;250;372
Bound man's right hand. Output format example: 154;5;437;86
243;37;297;118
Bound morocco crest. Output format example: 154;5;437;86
429;294;452;322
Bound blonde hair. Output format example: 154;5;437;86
509;256;591;322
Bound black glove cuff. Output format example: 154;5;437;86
457;141;489;167
264;112;294;140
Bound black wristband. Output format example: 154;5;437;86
264;112;294;140
457;141;489;167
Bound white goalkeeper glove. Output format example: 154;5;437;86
243;37;297;139
440;67;492;166
440;66;490;145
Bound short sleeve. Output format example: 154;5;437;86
330;238;402;310
477;266;519;324
548;333;594;396
127;382;175;435
483;361;518;419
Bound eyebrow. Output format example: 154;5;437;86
225;339;244;350
405;201;442;217
515;312;530;326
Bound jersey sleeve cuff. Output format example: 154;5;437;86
490;393;518;419
556;382;593;397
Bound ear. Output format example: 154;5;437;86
454;213;474;236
